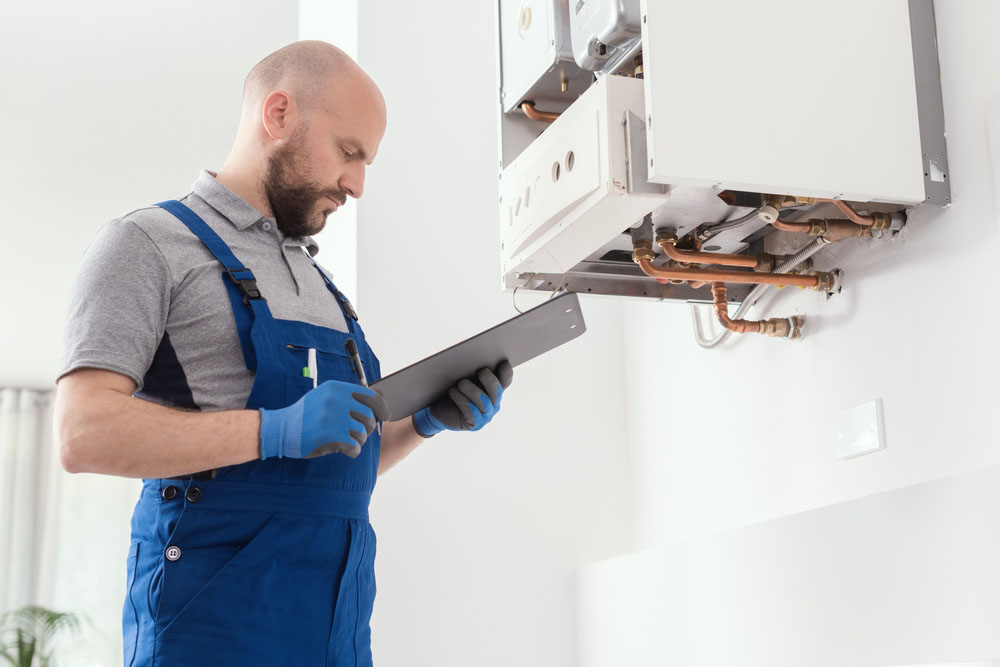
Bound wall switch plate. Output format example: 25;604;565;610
835;399;886;460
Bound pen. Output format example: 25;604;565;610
307;348;318;389
345;339;379;436
344;339;367;387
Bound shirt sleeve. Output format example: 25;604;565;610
57;218;172;391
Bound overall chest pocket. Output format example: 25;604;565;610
284;345;361;403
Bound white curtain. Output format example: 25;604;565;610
0;387;57;612
0;387;141;664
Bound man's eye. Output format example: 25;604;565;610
342;148;354;159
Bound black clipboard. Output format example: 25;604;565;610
372;292;586;421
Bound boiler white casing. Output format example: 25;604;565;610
499;75;670;280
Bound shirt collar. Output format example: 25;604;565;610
191;170;320;256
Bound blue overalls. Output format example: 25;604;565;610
122;201;381;667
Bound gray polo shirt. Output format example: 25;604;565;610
58;170;350;411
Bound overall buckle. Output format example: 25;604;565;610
337;292;359;321
225;267;263;304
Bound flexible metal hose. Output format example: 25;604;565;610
691;238;830;348
698;209;760;240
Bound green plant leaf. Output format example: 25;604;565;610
0;606;80;667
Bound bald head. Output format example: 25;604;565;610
218;40;387;239
243;40;380;114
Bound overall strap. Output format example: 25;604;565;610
299;248;359;333
155;200;270;370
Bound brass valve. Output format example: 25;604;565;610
632;240;656;262
811;271;838;292
758;315;805;339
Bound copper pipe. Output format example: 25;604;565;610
689;237;710;286
712;283;762;334
658;240;759;268
818;198;875;226
521;102;561;122
635;258;830;289
771;219;812;233
710;282;801;338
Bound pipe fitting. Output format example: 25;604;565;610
790;315;805;339
655;231;678;246
753;254;777;272
757;315;805;338
632;240;656;262
812;271;838;292
785;315;805;339
869;212;892;230
758;317;789;338
809;220;872;242
807;220;829;236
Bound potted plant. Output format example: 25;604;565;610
0;607;80;667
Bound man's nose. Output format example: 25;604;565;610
339;164;366;200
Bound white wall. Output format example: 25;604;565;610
356;2;633;665
0;2;298;664
300;0;361;306
580;1;1000;664
0;0;296;388
579;464;1000;667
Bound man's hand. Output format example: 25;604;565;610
259;380;389;459
411;361;513;438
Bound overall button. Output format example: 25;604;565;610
161;485;178;501
165;546;182;562
185;487;202;503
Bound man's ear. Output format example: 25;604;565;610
261;90;295;140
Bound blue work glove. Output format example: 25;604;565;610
411;361;513;438
259;380;388;459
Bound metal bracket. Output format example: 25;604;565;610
625;111;668;195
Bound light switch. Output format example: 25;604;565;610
835;399;885;459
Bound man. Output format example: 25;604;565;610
54;41;512;666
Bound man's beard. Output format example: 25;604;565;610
264;134;347;238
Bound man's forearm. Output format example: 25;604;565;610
56;370;260;479
377;416;424;475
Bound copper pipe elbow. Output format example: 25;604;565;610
521;102;561;122
712;283;761;334
657;239;758;269
711;282;803;338
818;199;876;226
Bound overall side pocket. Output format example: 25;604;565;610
122;542;140;667
152;510;274;639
